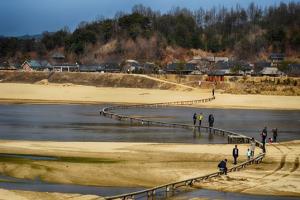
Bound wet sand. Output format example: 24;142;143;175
0;188;103;200
0;83;300;110
0;140;299;198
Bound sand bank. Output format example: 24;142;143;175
0;83;300;110
0;140;299;198
0;189;103;200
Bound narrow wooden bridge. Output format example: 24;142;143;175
100;96;265;200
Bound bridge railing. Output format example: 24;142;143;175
100;96;265;200
105;153;265;200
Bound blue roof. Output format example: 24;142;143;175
25;60;51;69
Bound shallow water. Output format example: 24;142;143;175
0;104;299;143
0;174;144;197
0;104;299;199
118;106;300;142
0;173;297;200
0;153;57;161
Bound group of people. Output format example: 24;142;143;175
193;113;214;127
218;127;279;175
232;139;256;165
218;141;256;175
261;126;278;153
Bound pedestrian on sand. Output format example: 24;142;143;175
272;128;278;143
218;159;228;175
268;137;273;144
232;145;239;165
247;148;251;160
250;137;256;158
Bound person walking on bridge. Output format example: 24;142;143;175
208;114;214;127
193;113;197;126
250;137;256;158
261;127;267;152
272;128;278;143
198;113;203;127
232;145;239;165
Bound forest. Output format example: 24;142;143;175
0;2;299;63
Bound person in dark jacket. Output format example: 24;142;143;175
208;114;214;127
232;145;239;165
261;126;267;152
218;159;228;175
272;128;278;143
193;113;197;125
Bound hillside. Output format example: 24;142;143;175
1;2;299;65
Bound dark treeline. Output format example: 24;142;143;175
0;2;299;62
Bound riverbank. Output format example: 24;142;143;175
0;140;299;198
0;189;103;200
1;83;300;110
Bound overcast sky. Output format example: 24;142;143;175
0;0;297;36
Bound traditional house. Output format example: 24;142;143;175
202;56;229;63
269;53;284;66
227;61;253;76
287;63;300;77
79;64;102;72
51;52;65;64
207;70;225;82
215;57;229;63
122;60;142;73
21;60;52;71
52;63;79;72
260;67;284;76
165;62;198;74
0;61;17;70
101;63;121;73
253;61;271;75
142;62;159;74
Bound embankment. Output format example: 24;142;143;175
0;71;191;91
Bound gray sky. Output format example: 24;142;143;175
0;0;297;36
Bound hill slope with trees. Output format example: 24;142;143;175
0;2;299;64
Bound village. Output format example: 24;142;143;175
0;52;300;81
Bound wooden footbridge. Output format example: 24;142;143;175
100;96;265;200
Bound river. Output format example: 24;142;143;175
0;104;299;143
0;104;299;199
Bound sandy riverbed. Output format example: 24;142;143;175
0;140;299;199
0;83;300;110
0;82;299;199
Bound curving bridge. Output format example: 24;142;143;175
100;96;265;200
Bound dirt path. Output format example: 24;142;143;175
131;74;196;90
